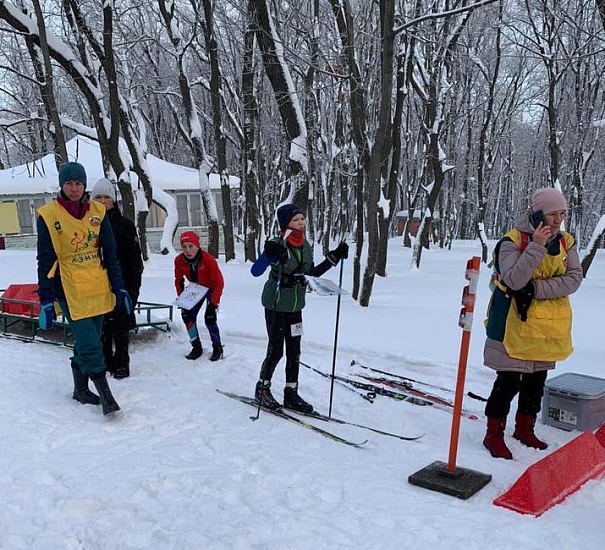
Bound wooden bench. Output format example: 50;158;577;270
0;285;173;347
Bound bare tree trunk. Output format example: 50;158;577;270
252;0;308;208
377;50;406;275
242;2;262;262
30;0;67;167
201;0;235;262
158;0;220;256
329;0;371;302
359;0;395;307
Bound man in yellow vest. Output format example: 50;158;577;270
36;162;133;416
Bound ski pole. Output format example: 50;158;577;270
328;253;345;418
350;359;488;402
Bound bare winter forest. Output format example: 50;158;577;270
1;0;605;305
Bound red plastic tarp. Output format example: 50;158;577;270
0;284;40;317
493;431;605;517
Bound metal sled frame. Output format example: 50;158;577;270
0;291;173;347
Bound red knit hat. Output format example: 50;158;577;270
179;231;200;248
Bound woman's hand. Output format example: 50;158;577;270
532;222;552;247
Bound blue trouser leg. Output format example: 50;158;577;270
59;299;105;376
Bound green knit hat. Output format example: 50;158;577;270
58;162;87;188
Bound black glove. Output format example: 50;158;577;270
264;240;288;264
510;281;534;322
205;302;218;323
326;242;349;266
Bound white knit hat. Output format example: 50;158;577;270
90;177;117;202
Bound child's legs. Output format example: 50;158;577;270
259;309;286;382
181;300;204;342
204;303;221;344
284;311;302;385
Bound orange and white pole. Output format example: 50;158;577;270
447;256;481;472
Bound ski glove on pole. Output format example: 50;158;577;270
264;240;289;264
113;288;133;314
38;299;56;330
326;242;349;266
511;281;534;322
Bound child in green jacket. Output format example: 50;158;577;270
250;204;348;413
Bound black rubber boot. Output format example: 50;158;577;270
186;338;203;360
71;365;100;406
209;343;224;362
90;372;121;416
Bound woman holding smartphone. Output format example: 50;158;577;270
482;188;583;459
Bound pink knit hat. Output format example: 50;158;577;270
531;188;567;214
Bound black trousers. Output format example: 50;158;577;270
259;309;303;385
101;308;134;371
484;370;548;418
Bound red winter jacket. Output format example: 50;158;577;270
174;251;224;307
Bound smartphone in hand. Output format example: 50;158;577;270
530;209;545;228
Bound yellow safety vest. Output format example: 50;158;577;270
499;229;574;361
38;200;115;321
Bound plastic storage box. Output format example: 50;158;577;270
542;373;605;431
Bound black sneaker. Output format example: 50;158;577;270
255;381;281;410
283;387;314;414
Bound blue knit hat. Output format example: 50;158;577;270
277;203;304;231
58;162;87;188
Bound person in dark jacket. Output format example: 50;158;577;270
90;178;144;379
174;231;225;361
482;187;582;459
250;203;348;413
37;162;131;416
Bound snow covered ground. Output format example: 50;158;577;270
0;239;603;549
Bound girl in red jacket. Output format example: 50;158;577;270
174;231;224;361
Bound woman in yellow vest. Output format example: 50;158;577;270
36;162;133;416
483;188;583;459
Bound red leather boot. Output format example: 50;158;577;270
512;412;548;450
483;417;513;459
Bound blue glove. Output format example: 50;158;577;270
38;299;56;330
114;288;133;314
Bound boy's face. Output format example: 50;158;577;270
288;213;305;231
181;242;199;259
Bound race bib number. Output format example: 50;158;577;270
291;322;304;337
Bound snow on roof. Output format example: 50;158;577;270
0;135;240;197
